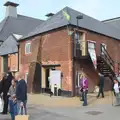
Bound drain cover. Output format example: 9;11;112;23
86;111;103;115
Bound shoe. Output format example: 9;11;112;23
83;104;87;106
96;96;99;98
1;112;7;115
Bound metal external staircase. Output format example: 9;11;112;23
97;45;116;78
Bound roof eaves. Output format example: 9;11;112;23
18;14;45;22
102;17;120;23
20;7;70;40
19;25;69;41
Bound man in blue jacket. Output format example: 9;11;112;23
15;72;27;115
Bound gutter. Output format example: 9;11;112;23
17;44;20;71
71;30;75;97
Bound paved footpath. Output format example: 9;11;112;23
0;104;120;120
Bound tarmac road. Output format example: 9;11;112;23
0;104;120;120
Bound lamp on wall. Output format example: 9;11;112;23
76;14;83;35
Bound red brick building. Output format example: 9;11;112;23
1;2;120;96
19;7;120;96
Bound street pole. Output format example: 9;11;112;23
72;15;83;96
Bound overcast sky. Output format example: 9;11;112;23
0;0;120;21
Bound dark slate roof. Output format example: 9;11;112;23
102;17;120;30
0;35;18;55
0;15;44;41
21;7;120;40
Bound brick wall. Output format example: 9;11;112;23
74;30;120;93
86;31;120;63
19;27;120;94
19;36;41;92
41;29;73;91
20;28;73;92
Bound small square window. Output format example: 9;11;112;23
25;42;31;54
88;41;96;49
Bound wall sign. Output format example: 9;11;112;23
87;41;97;69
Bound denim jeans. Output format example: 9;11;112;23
83;90;88;106
17;100;27;115
9;100;17;120
97;87;104;98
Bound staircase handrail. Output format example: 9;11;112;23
101;45;114;69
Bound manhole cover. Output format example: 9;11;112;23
86;111;103;115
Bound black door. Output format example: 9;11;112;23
3;55;8;73
45;69;50;88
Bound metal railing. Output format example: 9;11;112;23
74;40;87;57
100;45;115;71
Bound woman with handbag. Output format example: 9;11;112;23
113;79;120;106
81;74;88;106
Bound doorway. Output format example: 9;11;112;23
45;68;50;88
3;55;8;73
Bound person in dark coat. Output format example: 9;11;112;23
15;72;27;115
0;77;3;95
7;68;13;87
97;73;105;98
0;73;10;114
0;69;13;114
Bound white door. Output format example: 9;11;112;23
49;70;61;94
76;72;82;88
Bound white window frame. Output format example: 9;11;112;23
76;72;82;87
87;40;96;49
25;72;28;83
25;42;31;54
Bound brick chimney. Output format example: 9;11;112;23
4;1;19;18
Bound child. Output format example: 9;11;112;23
113;79;120;106
8;79;17;120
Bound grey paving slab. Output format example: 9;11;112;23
0;104;120;120
41;104;120;120
0;114;10;120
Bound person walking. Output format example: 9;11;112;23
8;79;17;120
81;74;88;106
113;79;120;106
15;72;27;115
97;73;105;98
